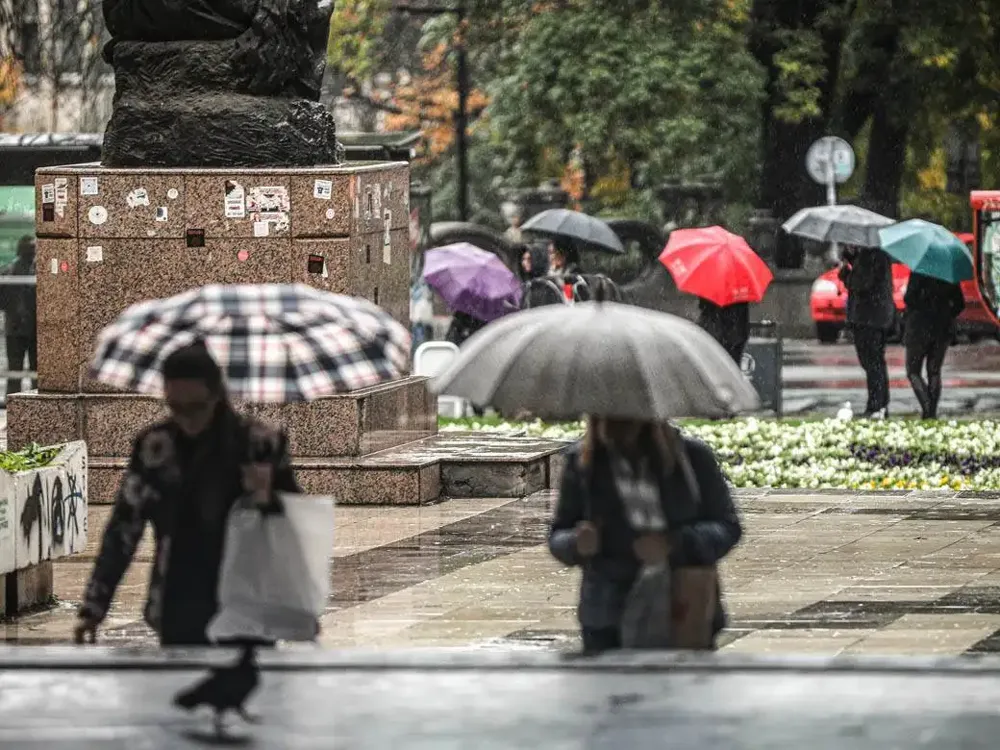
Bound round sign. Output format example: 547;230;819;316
740;352;756;377
88;205;108;225
806;136;855;185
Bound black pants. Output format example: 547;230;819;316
5;335;37;397
851;325;889;415
581;627;718;654
904;323;950;420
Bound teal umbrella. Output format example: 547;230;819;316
878;219;974;283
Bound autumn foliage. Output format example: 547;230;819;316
0;55;20;127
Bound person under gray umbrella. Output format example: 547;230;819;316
549;417;742;653
839;245;894;418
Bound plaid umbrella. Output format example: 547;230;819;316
90;284;410;402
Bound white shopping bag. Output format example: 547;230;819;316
207;493;334;643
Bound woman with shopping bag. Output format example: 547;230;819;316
548;418;742;653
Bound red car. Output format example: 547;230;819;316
810;233;998;343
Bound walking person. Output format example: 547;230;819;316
696;299;749;366
839;245;894;417
903;272;964;420
74;343;302;646
548;417;742;654
0;236;37;397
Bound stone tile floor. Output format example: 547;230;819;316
7;490;1000;656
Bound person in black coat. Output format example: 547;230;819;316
839;245;895;417
696;299;749;365
903;272;964;420
0;236;37;396
549;418;742;653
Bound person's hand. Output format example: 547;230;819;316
633;532;670;565
575;521;600;557
242;463;274;506
73;615;99;644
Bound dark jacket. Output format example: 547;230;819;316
549;436;741;633
0;256;36;337
446;311;486;346
80;409;300;638
903;272;964;332
697;300;749;360
840;248;895;330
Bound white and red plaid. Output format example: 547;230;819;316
90;284;410;402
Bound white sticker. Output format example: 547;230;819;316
156;206;168;222
314;179;332;200
167;188;179;200
364;187;373;219
54;177;68;214
41;184;55;204
86;245;103;262
253;221;269;237
80;176;99;196
325;208;335;220
54;177;67;188
88;205;108;225
321;260;329;279
373;185;382;215
50;258;58;274
126;188;149;208
383;210;392;263
354;192;360;219
225;180;246;219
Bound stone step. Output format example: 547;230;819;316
88;432;571;506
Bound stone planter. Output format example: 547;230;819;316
0;441;88;614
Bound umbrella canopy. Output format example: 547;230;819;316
521;208;625;255
431;302;759;421
659;226;773;306
782;205;894;247
90;284;409;402
878;219;974;283
422;242;522;322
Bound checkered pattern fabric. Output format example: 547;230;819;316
90;284;411;402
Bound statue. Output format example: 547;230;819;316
100;0;342;167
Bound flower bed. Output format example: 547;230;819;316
439;417;1000;491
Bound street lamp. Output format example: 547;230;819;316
394;2;469;222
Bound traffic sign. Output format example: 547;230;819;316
806;136;855;185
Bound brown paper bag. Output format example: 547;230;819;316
671;566;717;650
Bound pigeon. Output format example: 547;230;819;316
173;644;261;737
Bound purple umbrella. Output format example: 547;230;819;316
422;243;522;322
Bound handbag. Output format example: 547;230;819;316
207;492;334;643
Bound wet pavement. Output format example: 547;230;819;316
779;340;1000;416
5;649;1000;748
9;491;1000;657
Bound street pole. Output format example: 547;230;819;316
826;140;837;206
455;2;469;222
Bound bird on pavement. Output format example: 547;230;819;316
173;644;261;738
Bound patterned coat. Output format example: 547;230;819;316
79;410;299;633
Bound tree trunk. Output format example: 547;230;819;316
861;75;912;219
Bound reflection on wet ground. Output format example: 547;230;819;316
9;491;1000;656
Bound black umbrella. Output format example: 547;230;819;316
522;208;625;255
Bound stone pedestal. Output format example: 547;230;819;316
8;162;437;503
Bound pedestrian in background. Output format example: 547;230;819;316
548;417;741;653
696;299;749;365
840;245;894;417
903;271;964;420
0;235;37;397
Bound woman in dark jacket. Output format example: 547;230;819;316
903;272;965;420
549;417;742;653
696;299;749;365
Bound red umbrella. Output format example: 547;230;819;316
659;226;773;306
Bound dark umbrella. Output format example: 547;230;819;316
522;208;625;255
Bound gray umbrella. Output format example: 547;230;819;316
522;208;625;255
782;205;895;247
430;302;759;421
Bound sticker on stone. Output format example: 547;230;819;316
88;205;108;225
307;254;324;274
247;186;290;234
50;258;58;274
126;188;149;208
253;221;269;237
80;176;99;196
383;210;392;264
156;206;168;222
225;180;246;219
41;184;55;204
86;246;103;263
167;188;179;200
313;179;333;200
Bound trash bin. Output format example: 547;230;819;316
741;320;782;415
